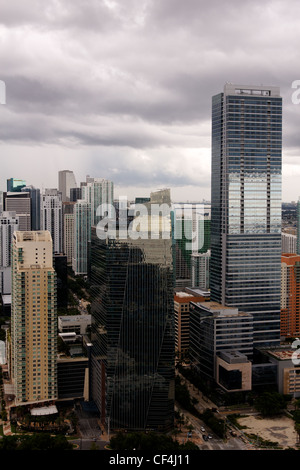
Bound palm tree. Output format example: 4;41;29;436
294;398;300;411
294;422;300;445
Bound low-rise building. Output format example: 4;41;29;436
216;350;252;392
261;347;300;397
58;314;91;335
189;301;253;390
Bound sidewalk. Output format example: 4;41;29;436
97;419;109;442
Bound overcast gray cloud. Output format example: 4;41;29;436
0;0;300;201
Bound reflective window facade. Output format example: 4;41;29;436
172;204;211;285
90;227;174;432
211;84;282;347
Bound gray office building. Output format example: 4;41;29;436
189;301;253;387
210;84;282;348
3;191;31;231
58;170;77;203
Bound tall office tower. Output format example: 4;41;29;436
11;231;57;405
63;202;75;266
3;191;31;231
281;253;300;337
7;178;26;192
41;189;63;254
58;170;77;203
210;83;282;349
21;185;41;230
89;195;174;432
72;200;91;275
0;211;19;294
191;250;210;289
82;176;114;226
0;191;3;213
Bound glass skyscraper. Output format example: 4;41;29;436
210;83;282;348
72;199;91;275
89;209;174;432
21;186;41;231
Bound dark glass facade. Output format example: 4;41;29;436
211;85;282;348
218;366;242;390
57;358;89;400
89;227;174;432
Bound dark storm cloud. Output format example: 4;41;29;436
87;148;211;190
0;0;118;31
1;0;300;198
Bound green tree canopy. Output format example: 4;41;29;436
110;431;198;451
254;392;288;417
0;433;73;451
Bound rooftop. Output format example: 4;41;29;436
265;349;296;361
191;301;252;318
14;230;52;243
59;314;91;323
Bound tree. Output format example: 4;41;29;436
0;433;73;450
182;440;199;450
295;422;300;445
110;431;199;451
0;436;19;450
201;409;226;439
254;392;287;417
295;398;300;411
175;376;193;412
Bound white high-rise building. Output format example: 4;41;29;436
58;170;77;203
82;176;114;226
0;211;19;294
282;232;297;254
63;202;75;266
191;250;210;289
41;189;63;254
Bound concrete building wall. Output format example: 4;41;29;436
11;231;57;405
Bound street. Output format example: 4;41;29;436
74;402;109;450
176;371;254;450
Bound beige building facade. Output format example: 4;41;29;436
11;231;58;405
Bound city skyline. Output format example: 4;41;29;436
1;1;300;202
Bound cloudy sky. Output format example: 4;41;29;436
1;0;300;202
